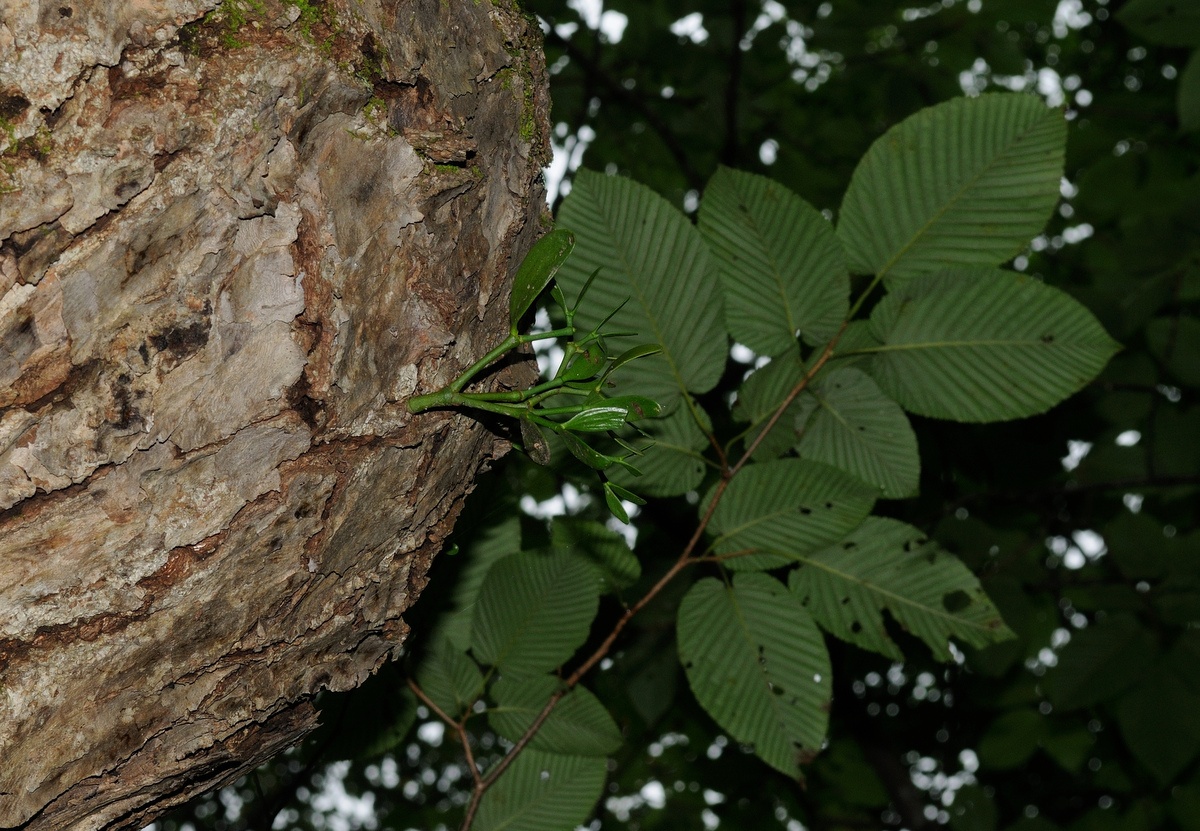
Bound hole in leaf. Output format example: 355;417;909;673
943;590;971;613
794;744;819;765
799;506;812;515
850;620;862;634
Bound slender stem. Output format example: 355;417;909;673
408;679;483;788
518;327;576;344
733;326;844;477
529;386;590;406
408;325;578;414
721;0;747;166
450;333;520;393
843;271;886;324
565;554;694;687
443;395;530;419
542;28;707;193
530;405;589;418
456;389;534;404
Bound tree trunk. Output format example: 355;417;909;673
0;1;549;827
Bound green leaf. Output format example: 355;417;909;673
1180;51;1200;132
609;401;711;497
472;749;607;831
1042;724;1095;774
471;551;600;678
607;343;663;375
602;483;630;524
559;431;635;472
698;166;848;352
735;347;806;425
790;518;1014;661
977;709;1046;770
837;94;1066;286
559;343;606;382
1042;613;1159;710
1116;0;1200;46
607;627;680;728
562;406;631;433
1116;661;1200;784
828;320;884;365
550;517;641;593
556;170;727;409
605;481;645;505
866;268;1120;422
797;368;920;499
677;573;832;776
489;675;622;756
436;514;523;652
593;394;661;421
416;641;484;720
708;458;876;572
510;229;575;331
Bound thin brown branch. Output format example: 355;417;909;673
543;28;706;192
407;679;482;789
732;325;846;477
721;0;748;166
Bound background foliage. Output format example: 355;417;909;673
157;1;1200;830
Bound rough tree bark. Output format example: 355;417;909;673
0;1;549;828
